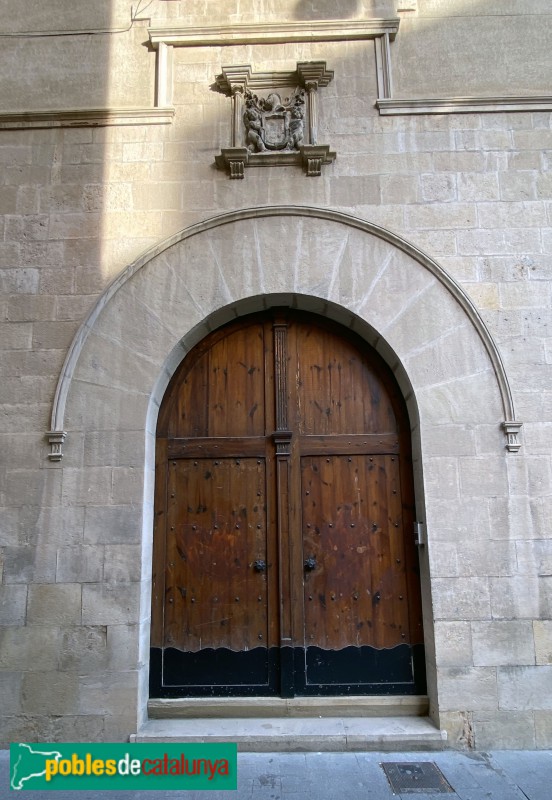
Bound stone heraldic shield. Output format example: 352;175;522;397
243;89;305;153
262;110;290;150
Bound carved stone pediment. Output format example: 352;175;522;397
215;62;336;178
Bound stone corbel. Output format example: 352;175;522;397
299;145;336;177
502;421;523;453
215;147;250;179
47;430;67;462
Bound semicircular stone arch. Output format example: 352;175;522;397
54;207;518;454
54;207;518;736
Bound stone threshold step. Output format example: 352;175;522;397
148;695;429;719
131;716;446;752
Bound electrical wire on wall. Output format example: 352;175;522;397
0;1;156;38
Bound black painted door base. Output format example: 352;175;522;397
149;644;426;698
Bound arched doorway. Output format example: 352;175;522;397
49;206;519;738
150;309;425;698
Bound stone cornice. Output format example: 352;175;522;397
376;95;552;115
215;64;334;94
148;18;400;47
0;107;175;130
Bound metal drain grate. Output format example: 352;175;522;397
381;762;455;794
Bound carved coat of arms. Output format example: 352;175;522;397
243;89;305;152
214;61;336;177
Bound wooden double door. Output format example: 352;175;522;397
150;311;425;697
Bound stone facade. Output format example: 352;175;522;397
1;0;551;749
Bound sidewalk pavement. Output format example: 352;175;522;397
1;748;550;799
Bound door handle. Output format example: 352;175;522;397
253;560;267;572
304;556;317;571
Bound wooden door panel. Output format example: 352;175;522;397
299;451;422;692
293;324;397;436
301;454;410;652
168;323;266;438
164;457;268;653
208;327;266;437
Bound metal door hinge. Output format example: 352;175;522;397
414;522;425;547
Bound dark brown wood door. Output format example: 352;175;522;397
150;311;425;697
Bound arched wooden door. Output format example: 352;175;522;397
150;311;425;697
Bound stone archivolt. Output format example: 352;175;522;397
46;207;521;460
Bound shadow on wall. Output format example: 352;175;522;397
293;0;362;20
292;0;398;20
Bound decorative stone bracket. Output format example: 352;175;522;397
214;62;336;178
502;421;523;454
47;430;67;461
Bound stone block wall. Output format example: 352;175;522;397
0;0;551;748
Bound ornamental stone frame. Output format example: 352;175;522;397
214;63;336;178
49;207;520;742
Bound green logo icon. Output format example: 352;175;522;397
10;743;237;791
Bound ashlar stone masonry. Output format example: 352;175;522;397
0;0;551;749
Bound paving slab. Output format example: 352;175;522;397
487;751;552;800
